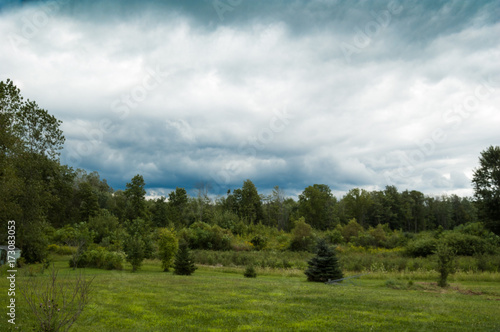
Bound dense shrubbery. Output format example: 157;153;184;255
69;246;124;270
192;249;310;269
288;218;316;252
180;222;232;250
441;232;488;256
406;235;438;257
47;244;76;255
405;223;499;258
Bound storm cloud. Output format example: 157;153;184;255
1;0;499;198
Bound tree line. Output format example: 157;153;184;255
1;79;499;264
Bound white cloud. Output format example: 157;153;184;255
1;0;498;198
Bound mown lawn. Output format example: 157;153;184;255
1;258;499;331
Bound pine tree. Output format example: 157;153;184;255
305;239;343;282
173;242;197;275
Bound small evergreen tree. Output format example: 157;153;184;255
244;265;257;278
305;239;343;282
173;242;197;275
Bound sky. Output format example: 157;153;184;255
1;0;499;199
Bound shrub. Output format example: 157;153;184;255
442;231;487;256
48;244;76;255
324;227;344;245
435;243;455;287
157;228;179;272
369;224;387;247
289;217;316;252
20;267;94;332
250;235;267;251
341;219;364;243
244;265;257;278
212;210;240;231
52;225;76;245
406;237;437;257
69;247;124;270
352;232;376;248
88;209;119;244
182;222;233;251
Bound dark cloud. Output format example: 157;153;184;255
1;0;499;198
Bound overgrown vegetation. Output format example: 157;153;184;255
20;267;94;332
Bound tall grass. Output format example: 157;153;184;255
192;246;500;274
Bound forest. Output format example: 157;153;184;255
1;78;499;271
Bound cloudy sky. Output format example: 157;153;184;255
1;0;499;198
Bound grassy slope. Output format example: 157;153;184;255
1;258;499;331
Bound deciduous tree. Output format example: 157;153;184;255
472;146;500;234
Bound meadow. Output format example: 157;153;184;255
1;255;500;331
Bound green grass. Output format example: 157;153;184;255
1;257;499;331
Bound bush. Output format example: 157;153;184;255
52;225;76;245
341;219;363;243
442;231;488;256
250;235;267;251
406;236;437;257
181;222;233;250
244;265;257;278
69;247;124;270
48;244;76;255
20;267;94;332
157;228;178;271
289;218;316;252
324;227;344;245
435;243;455;287
88;209;119;244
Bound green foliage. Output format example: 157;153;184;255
441;231;488;256
305;239;343;282
124;234;145;272
168;187;189;226
472;145;500;234
211;210;240;232
174;242;197;275
405;235;438;257
47;244;76;255
224;179;263;224
289;217;316;252
192;250;310;269
244;265;257;278
52;225;77;245
69;246;124;270
157;228;179;272
324;225;344;245
20;267;93;332
298;184;335;230
124;174;149;221
250;235;267;251
341;218;364;243
149;196;170;227
181;221;232;251
88;209;119;244
435;243;455;287
22;223;50;263
123;218;152;272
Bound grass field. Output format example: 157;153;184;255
1;257;500;331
